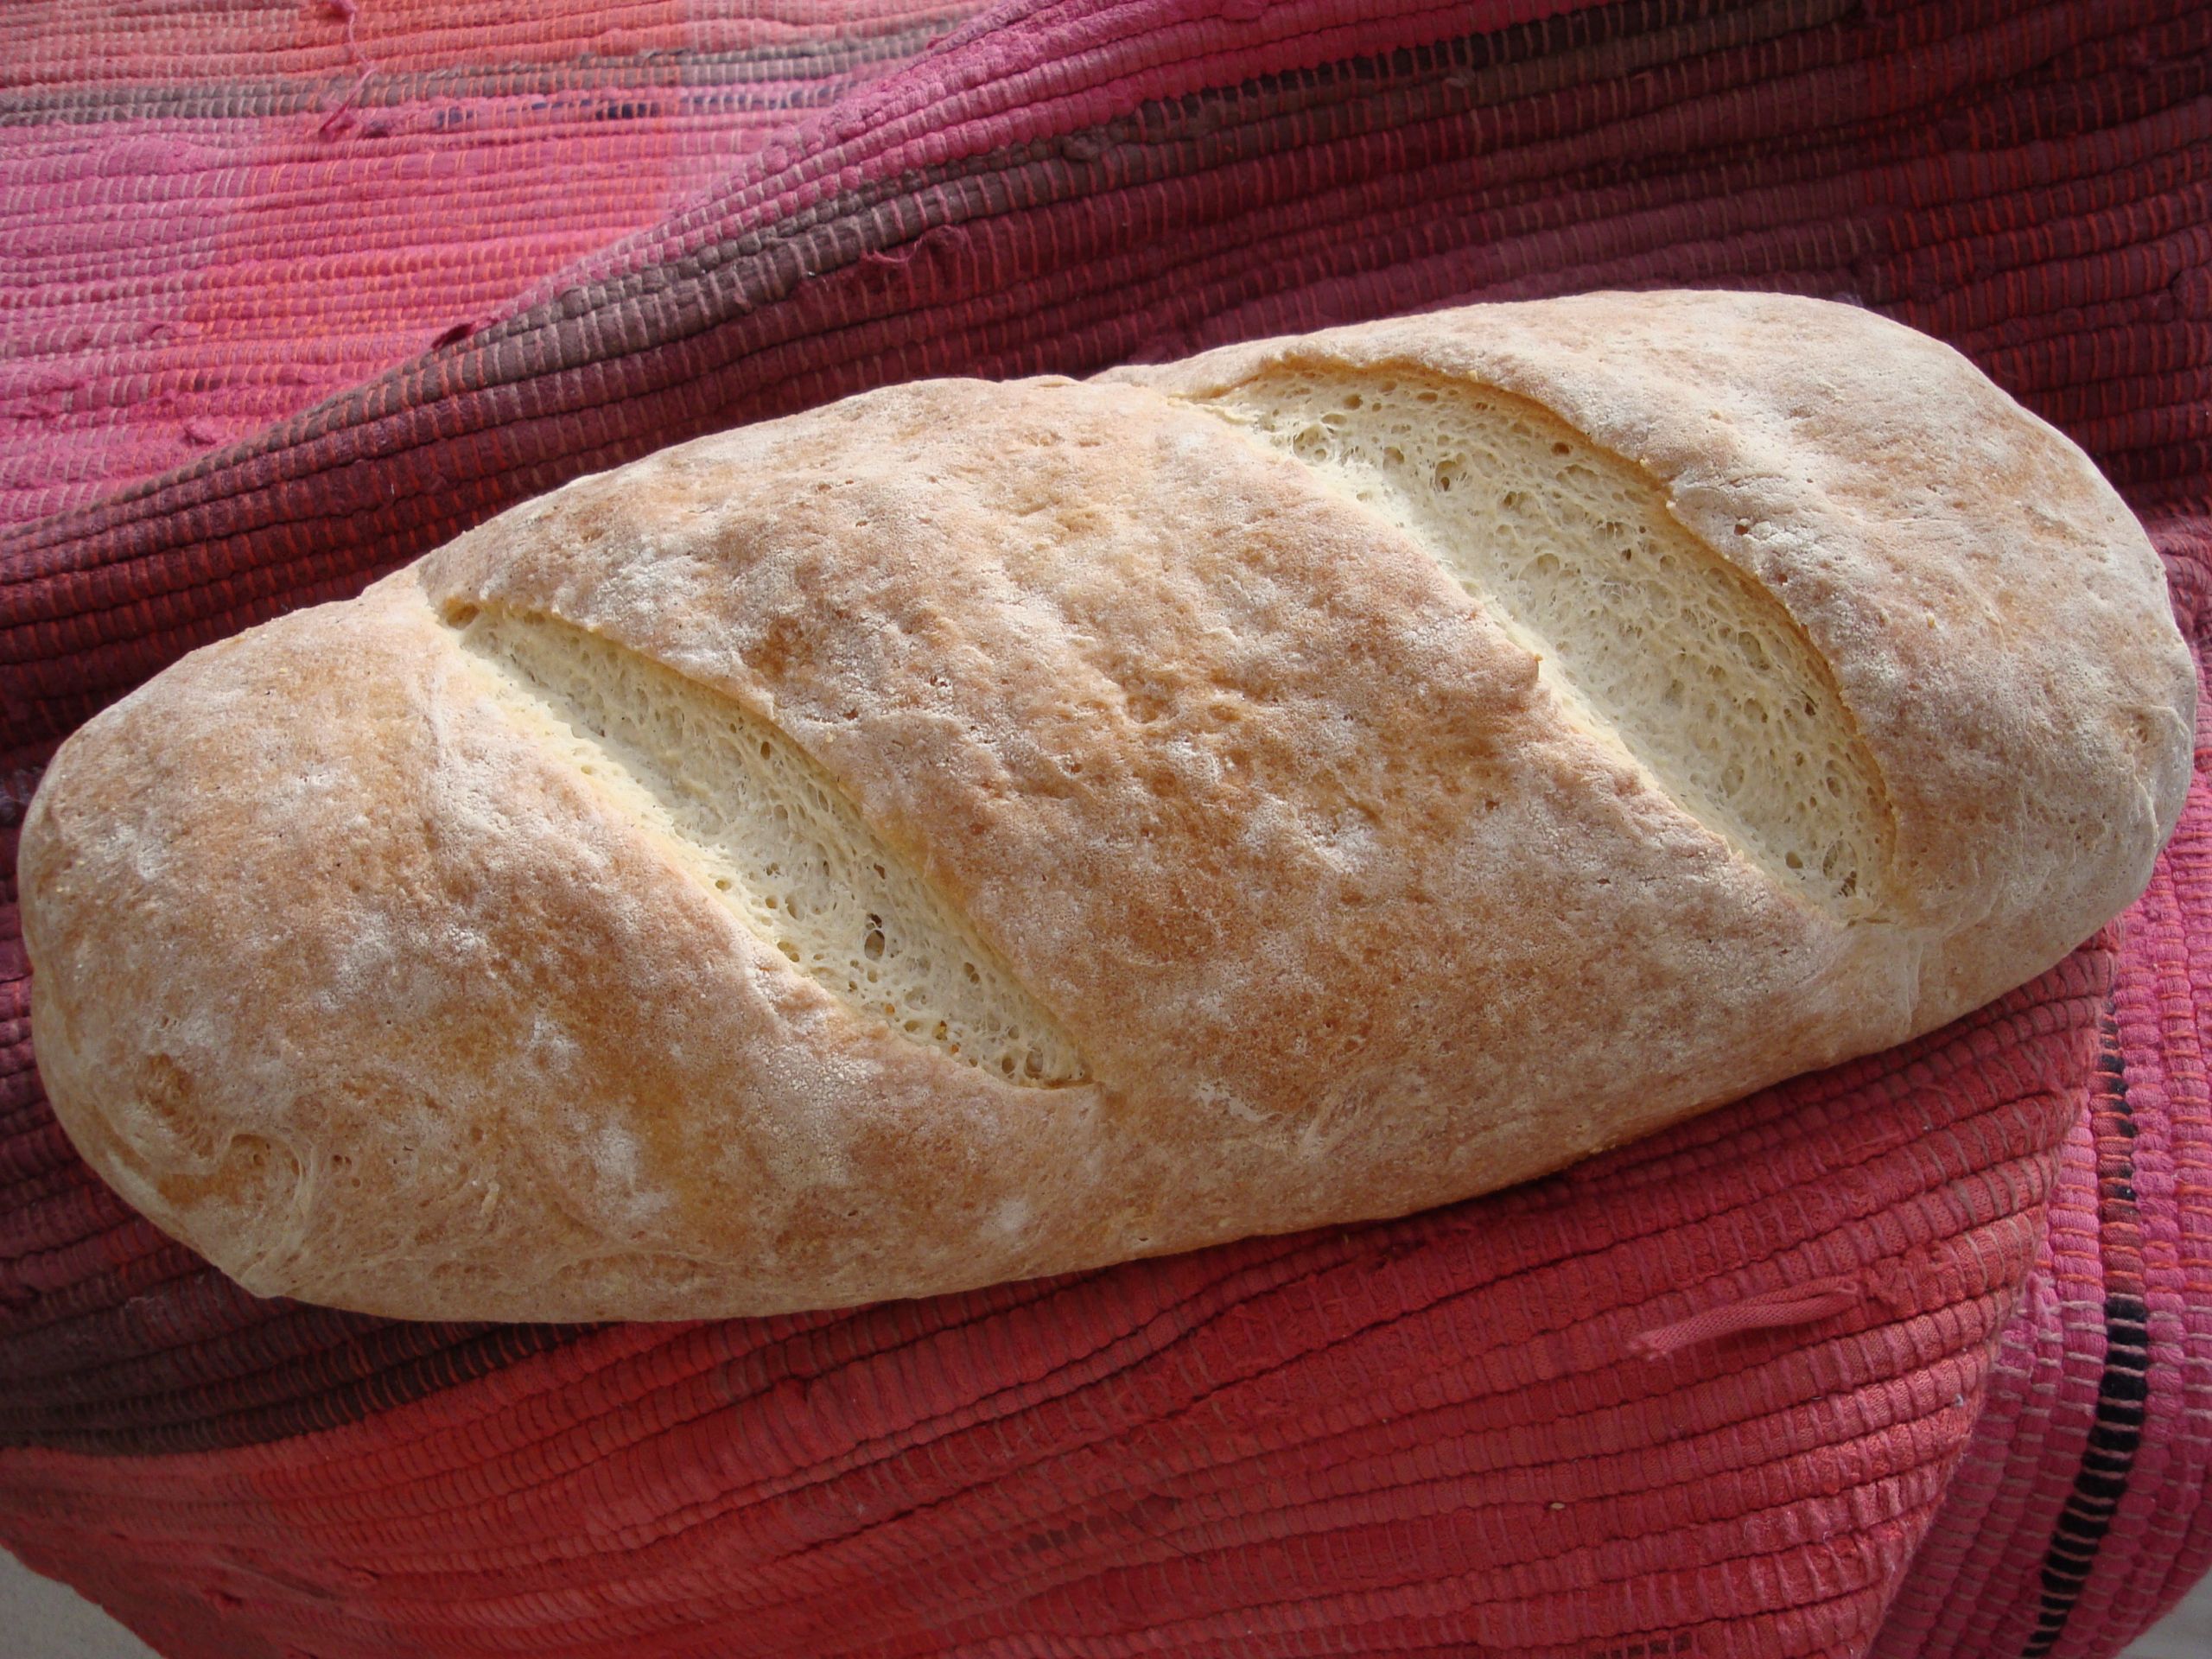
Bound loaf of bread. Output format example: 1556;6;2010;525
20;291;2194;1321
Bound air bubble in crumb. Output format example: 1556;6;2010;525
458;612;1086;1084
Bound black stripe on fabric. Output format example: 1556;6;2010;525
2022;1004;2147;1659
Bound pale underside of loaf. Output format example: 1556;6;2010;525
20;291;2195;1320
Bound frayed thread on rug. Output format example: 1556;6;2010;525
1629;1260;1919;1360
319;0;376;139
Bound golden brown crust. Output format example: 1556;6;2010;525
19;293;2195;1320
1112;292;2194;1020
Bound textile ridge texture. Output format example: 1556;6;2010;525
0;1;2208;1655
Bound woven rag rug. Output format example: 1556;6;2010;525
2;2;2209;1655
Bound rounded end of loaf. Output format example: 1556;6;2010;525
20;639;323;1309
17;573;1139;1323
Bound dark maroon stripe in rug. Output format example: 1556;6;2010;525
6;1319;595;1457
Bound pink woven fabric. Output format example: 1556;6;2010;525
0;0;960;527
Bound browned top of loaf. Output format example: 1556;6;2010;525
1117;291;2190;1016
19;291;2194;1320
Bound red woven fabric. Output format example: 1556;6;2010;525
2;1;2209;1654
